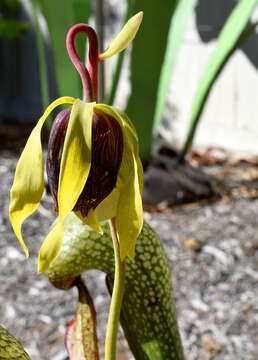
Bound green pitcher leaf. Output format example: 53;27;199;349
179;0;258;160
142;340;164;360
45;214;184;360
0;325;31;360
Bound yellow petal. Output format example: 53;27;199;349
115;111;143;259
75;210;102;234
38;220;63;273
136;157;144;192
58;100;94;221
39;100;95;271
95;104;139;153
99;12;143;60
95;104;143;194
113;108;144;192
94;104;143;259
95;187;119;221
9;96;75;256
116;151;143;260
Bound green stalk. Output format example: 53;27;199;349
105;218;126;360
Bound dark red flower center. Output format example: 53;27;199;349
46;108;123;217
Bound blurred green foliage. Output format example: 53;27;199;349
125;0;178;163
32;0;91;100
1;0;20;10
0;0;27;39
0;18;27;39
27;0;258;162
38;0;90;98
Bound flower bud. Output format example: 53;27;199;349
46;108;123;217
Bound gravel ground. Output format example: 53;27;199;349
1;148;258;360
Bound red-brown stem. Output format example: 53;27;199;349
66;24;99;102
85;25;99;102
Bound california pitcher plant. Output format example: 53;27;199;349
7;12;184;360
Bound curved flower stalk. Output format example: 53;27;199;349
9;12;144;273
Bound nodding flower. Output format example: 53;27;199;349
9;12;144;272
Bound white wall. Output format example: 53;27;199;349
164;9;258;156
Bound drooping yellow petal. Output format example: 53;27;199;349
58;100;94;222
99;11;143;60
115;109;144;195
9;96;75;256
112;109;143;259
95;104;143;259
116;151;143;260
40;100;98;272
75;210;103;234
95;104;139;153
95;187;119;221
95;104;143;194
113;108;138;142
38;220;63;273
112;107;144;192
136;157;144;192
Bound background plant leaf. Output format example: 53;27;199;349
105;0;136;105
179;0;258;160
36;0;91;99
154;0;197;130
0;18;27;39
0;0;20;10
30;0;50;116
125;0;179;163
